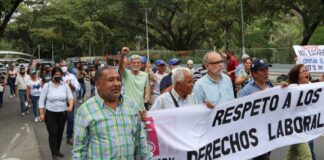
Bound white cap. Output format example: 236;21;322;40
241;54;250;60
187;59;193;65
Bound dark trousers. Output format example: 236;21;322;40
309;140;316;160
77;82;86;100
45;110;67;156
18;90;27;113
30;95;39;117
0;92;3;105
90;84;95;97
8;77;15;95
66;106;74;139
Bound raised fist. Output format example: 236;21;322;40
121;47;130;55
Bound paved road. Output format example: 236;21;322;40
1;80;324;160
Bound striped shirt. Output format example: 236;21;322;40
72;95;152;160
193;66;207;82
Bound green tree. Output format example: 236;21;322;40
263;0;324;45
0;0;24;37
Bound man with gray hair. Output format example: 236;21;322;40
59;60;80;145
119;47;150;112
150;67;216;111
193;51;234;106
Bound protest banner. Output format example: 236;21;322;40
293;45;324;72
146;82;324;160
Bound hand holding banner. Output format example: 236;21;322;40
147;82;324;160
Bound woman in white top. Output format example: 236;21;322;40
27;70;42;122
38;67;74;159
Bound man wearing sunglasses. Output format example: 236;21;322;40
193;51;234;107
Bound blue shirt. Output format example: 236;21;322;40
160;74;172;93
193;73;234;106
239;80;273;97
235;63;244;76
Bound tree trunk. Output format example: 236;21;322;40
0;0;23;37
300;20;321;45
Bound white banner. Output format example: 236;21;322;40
146;82;324;160
293;45;324;72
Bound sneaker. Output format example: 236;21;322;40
10;95;13;98
26;110;30;114
79;100;83;103
21;112;26;116
34;117;39;122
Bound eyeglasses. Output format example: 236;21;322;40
208;60;224;65
300;69;308;73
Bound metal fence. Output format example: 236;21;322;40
131;47;296;64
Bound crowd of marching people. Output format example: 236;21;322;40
1;47;324;160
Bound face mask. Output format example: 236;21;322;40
20;72;25;75
61;66;68;73
54;76;62;82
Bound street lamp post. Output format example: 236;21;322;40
145;8;150;62
240;0;246;55
51;43;54;62
38;44;40;60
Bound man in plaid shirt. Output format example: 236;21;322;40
72;66;152;159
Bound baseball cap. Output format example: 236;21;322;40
251;59;270;72
140;56;147;63
30;70;37;75
187;59;193;65
168;58;181;66
155;59;166;66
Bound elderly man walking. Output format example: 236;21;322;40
72;66;152;159
193;51;234;106
15;65;30;116
60;60;80;145
151;67;196;110
119;47;150;112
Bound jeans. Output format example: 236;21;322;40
0;92;3;105
8;77;16;95
309;140;316;160
66;105;74;139
30;95;39;117
18;90;27;113
45;110;67;156
77;82;86;100
90;84;95;97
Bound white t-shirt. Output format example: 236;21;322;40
27;78;42;96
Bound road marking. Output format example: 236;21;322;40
9;133;20;146
1;133;21;159
24;124;30;133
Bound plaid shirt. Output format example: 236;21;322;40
72;95;152;160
